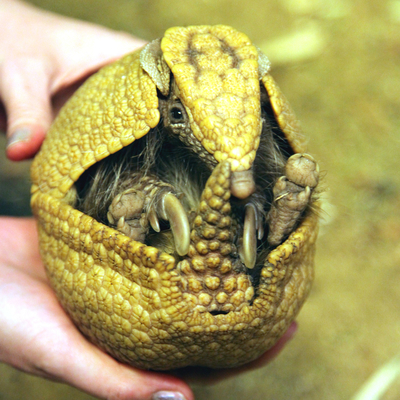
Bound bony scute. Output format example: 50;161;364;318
31;25;320;370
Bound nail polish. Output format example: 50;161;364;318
151;391;187;400
6;127;31;148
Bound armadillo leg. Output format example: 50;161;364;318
267;153;319;246
180;161;254;313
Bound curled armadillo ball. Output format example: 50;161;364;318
31;25;319;370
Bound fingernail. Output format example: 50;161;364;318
151;391;187;400
6;127;31;148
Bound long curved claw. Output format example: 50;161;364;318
159;193;190;256
254;204;265;241
239;204;257;270
148;208;160;233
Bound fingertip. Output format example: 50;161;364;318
143;371;195;400
6;126;46;160
285;320;298;339
114;366;195;400
0;58;52;160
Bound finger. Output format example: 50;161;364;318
0;217;46;281
49;24;147;93
0;58;52;160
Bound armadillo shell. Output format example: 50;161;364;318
31;25;318;370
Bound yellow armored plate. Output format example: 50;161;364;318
31;51;160;200
261;73;307;153
31;25;319;370
161;25;261;171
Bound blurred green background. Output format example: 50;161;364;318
1;0;400;399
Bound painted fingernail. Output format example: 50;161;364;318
6;127;31;148
151;391;187;400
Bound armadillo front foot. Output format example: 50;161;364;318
107;177;190;255
267;153;319;246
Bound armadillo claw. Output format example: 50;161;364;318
159;192;190;256
148;208;160;232
107;180;190;256
239;204;257;269
231;169;256;199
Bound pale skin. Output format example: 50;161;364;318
0;1;296;399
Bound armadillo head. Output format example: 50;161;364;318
141;25;271;199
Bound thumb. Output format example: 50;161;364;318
0;57;52;160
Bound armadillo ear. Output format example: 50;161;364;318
140;38;170;96
256;47;271;78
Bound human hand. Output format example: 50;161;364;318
0;217;193;400
0;217;296;399
0;0;146;161
0;2;296;397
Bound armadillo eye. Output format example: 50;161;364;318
170;106;184;123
